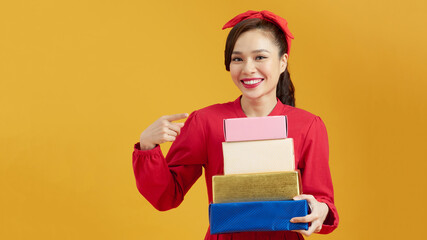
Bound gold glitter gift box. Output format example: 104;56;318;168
212;171;302;203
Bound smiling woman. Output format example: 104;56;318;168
224;15;295;109
229;29;288;116
133;10;339;240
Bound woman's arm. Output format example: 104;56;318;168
132;111;207;211
290;116;339;235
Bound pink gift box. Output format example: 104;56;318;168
223;116;288;142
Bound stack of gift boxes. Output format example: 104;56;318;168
209;116;309;234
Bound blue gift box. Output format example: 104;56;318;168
209;200;309;234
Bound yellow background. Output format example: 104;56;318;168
1;0;426;239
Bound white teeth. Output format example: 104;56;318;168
243;79;262;85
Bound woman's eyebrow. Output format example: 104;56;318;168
252;49;270;53
232;49;270;54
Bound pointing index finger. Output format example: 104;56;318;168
165;113;189;122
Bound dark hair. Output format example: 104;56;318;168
224;18;295;107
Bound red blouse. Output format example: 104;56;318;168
132;96;339;240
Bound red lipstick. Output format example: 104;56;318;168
240;78;264;88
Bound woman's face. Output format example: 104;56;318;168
230;29;287;102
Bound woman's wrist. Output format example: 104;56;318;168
319;202;330;224
139;140;156;150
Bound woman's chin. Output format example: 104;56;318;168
240;91;260;99
240;89;277;101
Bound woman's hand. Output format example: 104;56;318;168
290;194;329;236
139;113;189;150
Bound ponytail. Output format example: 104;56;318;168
276;67;295;107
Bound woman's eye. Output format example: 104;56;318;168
232;57;243;62
255;56;267;60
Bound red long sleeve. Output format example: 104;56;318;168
297;116;339;233
132;111;207;211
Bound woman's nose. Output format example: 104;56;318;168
242;60;256;74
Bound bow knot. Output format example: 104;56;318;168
222;10;294;55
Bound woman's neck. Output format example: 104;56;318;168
241;95;277;117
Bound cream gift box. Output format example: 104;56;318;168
222;138;295;175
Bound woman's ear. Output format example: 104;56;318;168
280;53;288;73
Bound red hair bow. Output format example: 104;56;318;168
222;10;294;55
